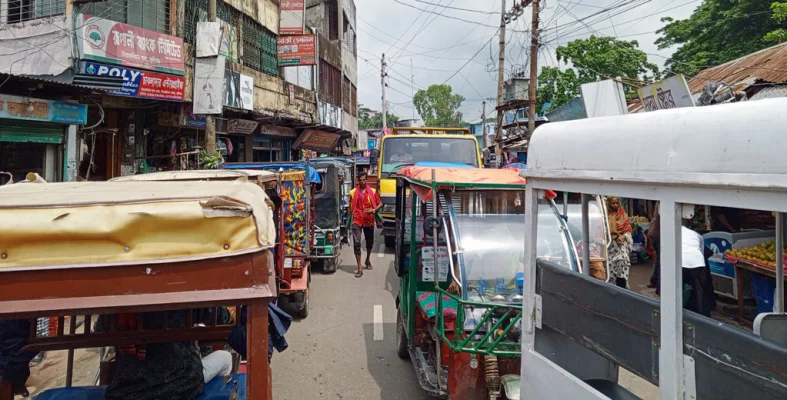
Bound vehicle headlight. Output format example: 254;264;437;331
383;204;396;213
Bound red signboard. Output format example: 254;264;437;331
280;0;305;35
277;35;316;66
78;14;185;75
137;72;186;100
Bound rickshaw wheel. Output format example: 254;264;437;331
323;258;337;274
384;235;396;249
396;310;409;359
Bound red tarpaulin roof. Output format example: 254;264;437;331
397;166;526;189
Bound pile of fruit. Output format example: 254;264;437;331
725;240;787;270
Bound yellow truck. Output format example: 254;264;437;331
377;127;483;248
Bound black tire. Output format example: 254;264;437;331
297;295;309;318
396;310;409;359
384;234;396;249
313;258;325;273
323;258;337;274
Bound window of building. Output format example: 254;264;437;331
2;0;65;24
78;0;169;33
342;76;350;111
351;84;357;117
325;0;338;40
319;59;341;107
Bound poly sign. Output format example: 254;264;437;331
280;0;305;35
77;14;184;76
277;35;316;66
81;62;185;101
637;74;695;112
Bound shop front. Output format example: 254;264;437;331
254;125;299;162
0;94;87;184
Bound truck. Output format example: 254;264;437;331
376;127;483;248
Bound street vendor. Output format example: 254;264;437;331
350;171;382;278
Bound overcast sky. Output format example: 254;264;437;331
355;0;698;122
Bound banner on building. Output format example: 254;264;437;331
194;57;225;114
0;94;87;124
280;0;305;34
637;74;695;112
277;35;316;66
318;101;342;128
199;11;239;62
294;129;340;151
196;22;221;57
81;62;185;101
223;70;254;110
77;14;185;75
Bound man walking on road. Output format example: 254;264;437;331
350;171;381;278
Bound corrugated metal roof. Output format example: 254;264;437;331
687;42;787;94
749;85;787;101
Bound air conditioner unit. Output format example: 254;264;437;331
503;77;530;104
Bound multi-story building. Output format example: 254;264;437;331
0;0;355;183
305;0;358;143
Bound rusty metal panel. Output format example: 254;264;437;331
687;43;787;94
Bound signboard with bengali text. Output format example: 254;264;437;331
293;129;340;151
77;14;184;75
280;0;305;35
81;62;185;101
0;94;87;124
277;35;316;66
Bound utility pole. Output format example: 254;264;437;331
411;58;415;120
204;0;217;154
527;0;540;136
381;53;388;129
494;0;506;161
481;100;488;152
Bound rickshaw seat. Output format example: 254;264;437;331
33;373;248;400
416;291;458;320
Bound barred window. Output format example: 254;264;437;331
78;0;169;33
325;0;338;40
350;84;357;117
2;0;65;24
342;76;350;111
319;59;341;107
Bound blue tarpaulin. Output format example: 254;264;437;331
224;163;322;183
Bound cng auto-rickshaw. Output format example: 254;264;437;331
0;180;277;400
222;163;319;318
309;158;354;273
393;165;584;400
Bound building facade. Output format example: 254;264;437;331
0;0;356;183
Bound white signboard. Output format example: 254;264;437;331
195;22;220;57
193;57;225;114
280;0;305;34
637;74;695;112
318;101;342;128
580;79;628;118
422;247;450;282
239;73;254;110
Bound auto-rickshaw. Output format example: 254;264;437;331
309;158;353;273
0;180;277;400
393;165;587;400
223;162;318;318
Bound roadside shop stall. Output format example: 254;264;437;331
0;180;277;400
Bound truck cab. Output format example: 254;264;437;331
377;127;483;248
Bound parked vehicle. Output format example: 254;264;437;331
393;165;581;399
310;158;353;273
378;127;483;248
519;98;787;399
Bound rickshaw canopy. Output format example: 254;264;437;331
109;169;278;183
397;166;526;201
0;181;275;270
224;163;322;184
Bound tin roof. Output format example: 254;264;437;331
686;42;787;93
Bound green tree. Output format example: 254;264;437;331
358;104;399;129
412;84;465;127
536;36;658;111
655;1;786;77
536;67;581;113
765;2;787;43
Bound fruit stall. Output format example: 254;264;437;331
722;240;787;322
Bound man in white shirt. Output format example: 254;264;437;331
389;143;412;163
681;225;715;317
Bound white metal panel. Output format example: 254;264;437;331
580;79;628;118
526;98;787;190
520;350;610;400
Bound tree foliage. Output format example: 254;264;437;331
655;0;787;77
358;105;399;129
765;2;787;43
412;84;465;127
537;36;658;112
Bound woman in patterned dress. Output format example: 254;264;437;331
607;196;633;288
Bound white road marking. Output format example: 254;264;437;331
373;305;384;341
377;243;385;258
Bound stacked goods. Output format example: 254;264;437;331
725;240;787;271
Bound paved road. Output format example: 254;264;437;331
272;238;432;400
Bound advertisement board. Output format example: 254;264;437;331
0;94;87;124
223;70;254;110
280;0;305;35
77;14;184;75
199;10;239;62
637;74;695;112
81;62;185;101
193;57;225;115
227;119;259;134
277;35;316;66
293;129;340;151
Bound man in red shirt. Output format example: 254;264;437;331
350;171;382;278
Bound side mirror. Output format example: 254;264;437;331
423;216;443;237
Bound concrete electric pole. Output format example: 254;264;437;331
204;0;217;154
528;0;540;136
381;53;388;129
482;100;487;153
494;0;506;160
